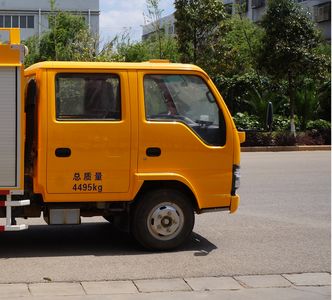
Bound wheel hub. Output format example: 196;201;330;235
148;203;184;240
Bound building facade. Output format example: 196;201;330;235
142;14;176;40
235;0;331;40
0;0;99;41
142;0;331;41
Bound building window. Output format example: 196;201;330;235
167;24;175;35
20;16;27;28
27;16;34;28
5;16;11;27
252;0;265;9
225;4;233;14
12;16;19;28
314;3;331;23
235;0;249;13
0;15;34;28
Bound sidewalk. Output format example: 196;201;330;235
0;272;330;300
241;145;331;152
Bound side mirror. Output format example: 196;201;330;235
266;101;273;131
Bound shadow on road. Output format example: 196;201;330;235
0;222;217;258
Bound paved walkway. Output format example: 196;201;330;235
241;145;331;152
0;272;330;300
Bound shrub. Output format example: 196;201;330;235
273;132;297;146
272;115;289;131
242;132;274;147
306;119;331;145
296;132;321;145
306;119;331;131
307;130;330;145
233;112;263;131
272;114;301;132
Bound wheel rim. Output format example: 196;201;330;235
147;202;184;241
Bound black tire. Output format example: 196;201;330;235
131;189;195;251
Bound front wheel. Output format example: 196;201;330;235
131;189;195;251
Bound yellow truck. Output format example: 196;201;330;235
0;28;245;250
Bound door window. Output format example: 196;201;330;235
144;74;226;146
56;73;121;120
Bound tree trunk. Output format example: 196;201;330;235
158;31;162;59
288;72;296;137
193;33;197;64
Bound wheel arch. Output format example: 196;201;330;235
133;180;199;212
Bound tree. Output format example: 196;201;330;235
24;9;115;66
112;30;180;62
46;11;90;60
144;0;164;58
109;0;179;62
317;79;331;121
295;78;319;130
221;16;264;77
174;0;227;76
214;16;268;115
257;0;329;135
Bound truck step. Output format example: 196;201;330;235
0;224;28;231
0;194;30;231
0;199;30;207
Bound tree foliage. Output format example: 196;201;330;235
144;0;164;58
213;17;269;116
24;10;115;66
258;0;325;78
257;0;329;133
22;0;330;136
174;0;227;76
25;11;90;64
110;0;179;62
111;31;180;62
221;16;264;76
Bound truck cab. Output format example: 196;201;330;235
0;29;244;250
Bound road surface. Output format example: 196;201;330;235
0;151;330;283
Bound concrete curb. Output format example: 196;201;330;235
0;272;330;299
241;145;331;152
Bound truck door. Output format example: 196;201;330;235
139;72;234;209
46;71;131;195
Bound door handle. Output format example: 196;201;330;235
146;147;161;157
55;148;71;157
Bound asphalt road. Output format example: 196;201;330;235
0;151;330;283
